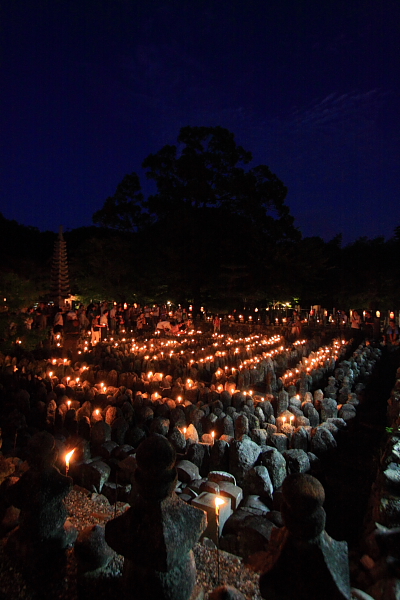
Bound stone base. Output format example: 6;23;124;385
190;584;204;600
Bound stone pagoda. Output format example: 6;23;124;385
50;226;70;309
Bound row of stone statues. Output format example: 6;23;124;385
0;430;360;600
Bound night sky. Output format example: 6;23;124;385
1;0;399;243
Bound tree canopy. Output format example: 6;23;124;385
90;126;301;308
93;126;299;240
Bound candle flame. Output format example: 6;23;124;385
215;496;224;512
65;448;75;464
211;431;215;438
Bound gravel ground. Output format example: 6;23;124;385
0;486;262;600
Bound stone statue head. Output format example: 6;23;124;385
134;434;178;501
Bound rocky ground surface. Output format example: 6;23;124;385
0;486;262;600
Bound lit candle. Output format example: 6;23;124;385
67;400;71;409
215;495;224;518
211;431;215;444
65;448;75;476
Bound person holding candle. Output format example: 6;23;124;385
91;314;101;344
99;310;109;340
213;315;221;333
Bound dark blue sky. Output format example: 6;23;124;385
1;0;399;243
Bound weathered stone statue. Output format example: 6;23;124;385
259;473;351;600
105;433;207;600
5;431;77;565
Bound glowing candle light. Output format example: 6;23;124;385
65;448;75;476
211;431;215;444
215;496;224;516
67;400;71;409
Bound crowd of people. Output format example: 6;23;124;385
50;302;195;341
18;302;400;346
